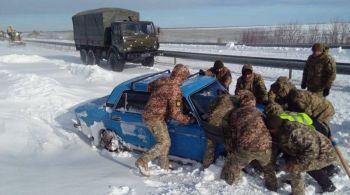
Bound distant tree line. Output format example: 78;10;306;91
240;20;350;45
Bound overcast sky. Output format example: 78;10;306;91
0;0;349;31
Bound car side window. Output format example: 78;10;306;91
114;91;150;114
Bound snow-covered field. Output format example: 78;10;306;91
0;41;349;195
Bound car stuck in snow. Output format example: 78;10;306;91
73;70;231;162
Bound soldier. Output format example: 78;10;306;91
221;90;277;192
301;43;336;97
266;113;338;195
235;64;268;104
135;64;193;176
266;76;335;126
267;76;296;109
199;60;232;90
288;89;335;125
201;94;238;169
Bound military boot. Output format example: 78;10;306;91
135;159;150;177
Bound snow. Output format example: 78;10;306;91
0;41;349;194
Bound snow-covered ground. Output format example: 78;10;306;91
0;41;349;195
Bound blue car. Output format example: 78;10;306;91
74;70;230;162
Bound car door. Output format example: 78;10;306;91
109;91;153;148
167;98;207;161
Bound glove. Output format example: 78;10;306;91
301;82;306;89
323;88;330;97
199;69;205;75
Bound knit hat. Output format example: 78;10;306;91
213;60;224;70
312;43;325;52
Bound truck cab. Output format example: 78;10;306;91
111;21;159;63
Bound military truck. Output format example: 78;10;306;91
72;8;159;72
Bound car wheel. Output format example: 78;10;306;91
141;57;154;67
108;52;125;72
99;129;126;152
80;49;88;65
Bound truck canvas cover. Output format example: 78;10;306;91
72;8;140;47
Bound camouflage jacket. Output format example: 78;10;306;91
229;91;272;151
207;94;238;152
302;52;336;92
288;89;335;124
277;121;335;168
205;67;232;89
235;73;268;104
267;76;296;109
143;77;190;124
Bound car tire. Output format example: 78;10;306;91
141;56;154;67
99;129;125;152
80;49;88;65
108;51;125;72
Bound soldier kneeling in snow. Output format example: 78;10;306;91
221;90;277;191
266;112;338;195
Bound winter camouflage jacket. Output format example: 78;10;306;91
302;51;336;93
143;64;191;124
267;76;296;109
277;121;336;169
229;90;272;151
207;94;238;152
288;89;335;124
235;73;268;104
205;67;232;90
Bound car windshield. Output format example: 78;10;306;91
190;81;227;120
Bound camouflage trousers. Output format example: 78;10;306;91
221;148;277;191
288;153;338;195
138;120;171;169
202;139;216;168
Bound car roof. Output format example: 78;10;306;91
106;70;216;105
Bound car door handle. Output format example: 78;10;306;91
112;116;121;121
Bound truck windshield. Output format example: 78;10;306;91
121;23;139;35
139;23;155;35
121;22;155;35
190;81;227;120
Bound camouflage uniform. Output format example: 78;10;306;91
288;90;335;124
276;121;338;195
235;64;268;104
302;43;336;97
202;94;237;168
267;76;296;109
136;64;191;173
205;67;232;90
267;77;335;125
221;91;277;191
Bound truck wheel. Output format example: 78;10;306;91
87;50;97;65
80;49;88;65
141;57;154;67
108;52;125;72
